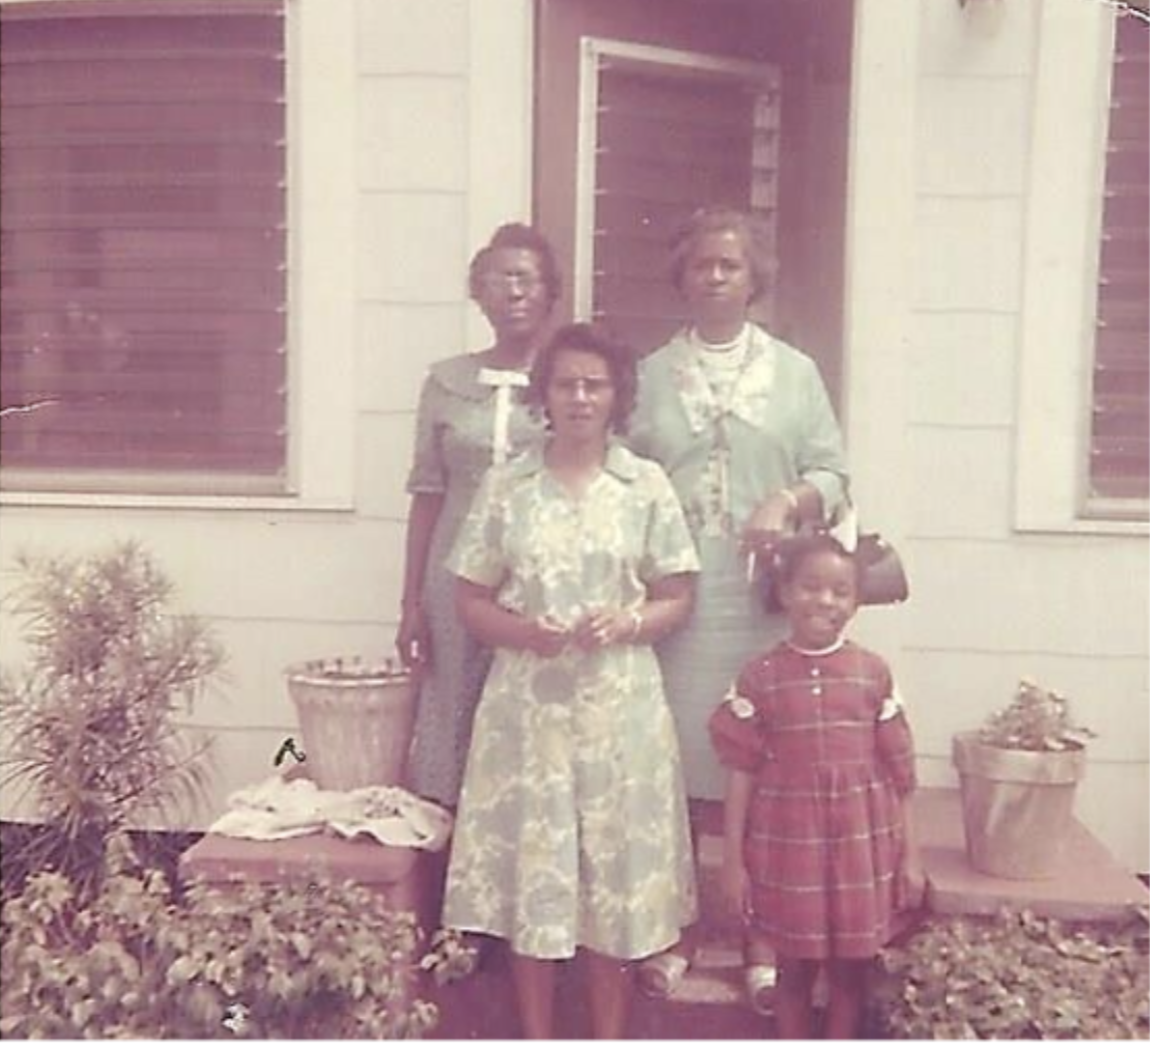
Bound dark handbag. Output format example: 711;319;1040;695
852;531;911;606
756;526;910;612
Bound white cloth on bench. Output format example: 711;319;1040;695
209;774;453;850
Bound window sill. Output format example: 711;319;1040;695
1014;516;1149;538
0;490;355;514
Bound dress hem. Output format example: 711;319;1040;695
441;921;693;963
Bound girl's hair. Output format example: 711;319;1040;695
667;205;775;303
468;222;562;308
772;532;860;589
525;322;637;434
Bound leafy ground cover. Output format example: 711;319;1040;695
4;823;1146;1040
1;826;436;1039
874;906;1149;1039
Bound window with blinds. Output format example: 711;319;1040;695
1088;14;1148;509
0;0;287;494
577;41;781;355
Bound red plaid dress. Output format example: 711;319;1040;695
708;640;916;959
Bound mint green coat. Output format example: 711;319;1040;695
629;324;849;798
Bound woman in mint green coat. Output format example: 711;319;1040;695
628;206;849;1003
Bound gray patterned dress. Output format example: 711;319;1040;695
405;354;544;805
442;442;700;959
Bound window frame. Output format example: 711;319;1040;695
572;36;780;327
1015;0;1148;534
0;0;357;511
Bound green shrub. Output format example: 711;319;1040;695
0;835;437;1039
0;542;222;895
875;908;1149;1039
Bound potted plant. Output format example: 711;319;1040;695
952;679;1095;879
284;656;416;792
874;908;1149;1039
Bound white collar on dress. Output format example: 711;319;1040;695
785;636;847;657
476;366;530;388
509;438;641;483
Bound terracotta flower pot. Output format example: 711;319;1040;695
952;731;1086;880
285;657;415;792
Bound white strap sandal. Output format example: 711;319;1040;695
744;961;778;1015
637;952;691;999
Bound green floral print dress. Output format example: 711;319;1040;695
442;441;700;960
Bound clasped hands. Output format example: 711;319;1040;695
525;607;637;658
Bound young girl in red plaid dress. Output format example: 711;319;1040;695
709;534;922;1038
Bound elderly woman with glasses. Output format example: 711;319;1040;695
629;206;850;1009
397;223;561;808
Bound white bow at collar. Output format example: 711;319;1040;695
477;367;530;389
477;366;530;465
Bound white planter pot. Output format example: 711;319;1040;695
952;731;1086;880
286;657;415;792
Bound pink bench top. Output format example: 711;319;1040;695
179;831;419;886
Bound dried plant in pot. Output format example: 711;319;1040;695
284;656;416;792
952;679;1095;879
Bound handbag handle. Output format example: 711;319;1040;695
755;508;910;611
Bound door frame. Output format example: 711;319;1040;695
839;0;919;654
471;0;921;563
571;36;780;320
465;0;536;351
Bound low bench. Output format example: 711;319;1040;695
178;831;424;917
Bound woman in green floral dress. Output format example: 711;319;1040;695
443;323;699;1038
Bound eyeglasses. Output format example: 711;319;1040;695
480;270;545;291
550;376;613;397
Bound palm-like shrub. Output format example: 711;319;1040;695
0;542;223;895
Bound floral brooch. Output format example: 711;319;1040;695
724;691;755;721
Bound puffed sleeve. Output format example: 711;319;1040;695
405;371;448;495
795;355;849;523
638;465;701;582
708;661;768;775
875;669;917;798
445;468;507;589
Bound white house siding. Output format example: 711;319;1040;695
895;0;1149;872
0;0;533;828
1;0;1145;875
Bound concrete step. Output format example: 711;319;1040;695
655;786;1148;1013
652;813;774;1013
652;942;746;1006
915;788;1148;922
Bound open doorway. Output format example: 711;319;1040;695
534;0;853;406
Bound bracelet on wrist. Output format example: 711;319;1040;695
628;609;643;642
